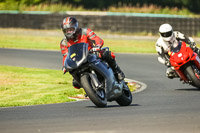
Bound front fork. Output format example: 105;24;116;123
89;70;103;90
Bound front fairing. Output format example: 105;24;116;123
64;43;89;70
169;42;194;69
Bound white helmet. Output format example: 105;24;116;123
159;23;174;42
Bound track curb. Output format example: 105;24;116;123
125;78;147;93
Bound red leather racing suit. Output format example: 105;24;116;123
60;28;115;66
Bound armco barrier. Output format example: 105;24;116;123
0;11;199;36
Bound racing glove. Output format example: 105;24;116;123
190;42;196;50
92;46;101;52
62;66;67;74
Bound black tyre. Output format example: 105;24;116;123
80;74;107;107
184;64;200;89
115;84;132;106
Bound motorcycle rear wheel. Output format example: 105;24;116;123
184;64;200;89
115;83;132;106
81;74;107;107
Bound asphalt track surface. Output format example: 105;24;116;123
1;48;200;133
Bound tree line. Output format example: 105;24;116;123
0;0;199;13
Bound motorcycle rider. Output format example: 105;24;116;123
155;23;200;79
60;17;125;88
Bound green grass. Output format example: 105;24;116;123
105;38;156;53
108;4;194;16
0;65;85;107
0;33;60;50
0;29;157;53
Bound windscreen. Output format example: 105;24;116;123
65;43;88;70
170;42;182;53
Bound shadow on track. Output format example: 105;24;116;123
175;88;200;91
86;104;140;108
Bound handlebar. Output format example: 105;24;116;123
101;47;109;51
189;42;197;50
89;47;110;57
90;47;109;53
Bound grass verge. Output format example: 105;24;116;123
0;65;85;107
0;28;157;53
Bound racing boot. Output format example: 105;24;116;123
166;67;178;79
108;60;125;81
72;79;81;89
101;50;125;81
113;65;125;81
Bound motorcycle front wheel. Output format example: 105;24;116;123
80;74;107;107
115;83;132;106
184;64;200;89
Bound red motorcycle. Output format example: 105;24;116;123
168;41;200;88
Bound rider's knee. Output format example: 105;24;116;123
101;50;113;61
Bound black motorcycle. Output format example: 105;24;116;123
64;43;132;107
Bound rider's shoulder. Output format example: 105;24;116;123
82;28;94;35
174;31;184;39
156;37;165;46
60;37;68;46
81;28;89;35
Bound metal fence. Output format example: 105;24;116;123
0;11;200;36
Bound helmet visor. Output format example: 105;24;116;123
63;27;75;34
160;31;173;37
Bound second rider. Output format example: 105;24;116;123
155;23;200;79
